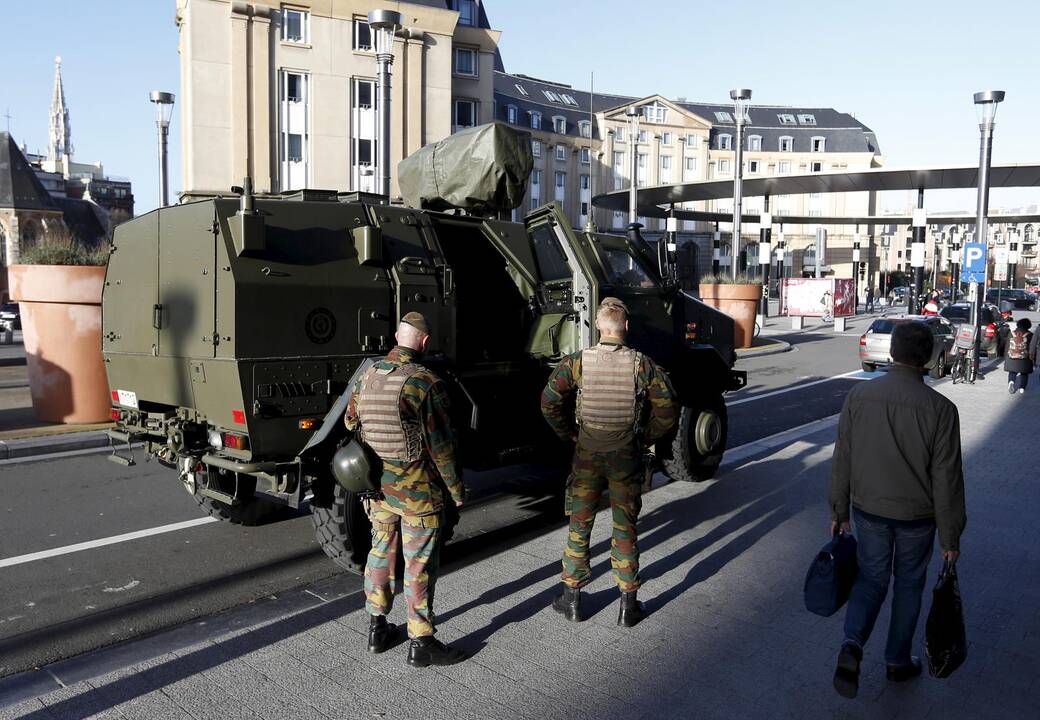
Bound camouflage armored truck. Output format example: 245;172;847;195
104;123;746;572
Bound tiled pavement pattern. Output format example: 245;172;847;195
3;372;1038;720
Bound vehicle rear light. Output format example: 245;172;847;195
985;323;996;338
222;432;249;451
111;390;119;402
685;322;698;342
859;334;867;346
109;408;121;421
232;409;246;425
298;418;317;430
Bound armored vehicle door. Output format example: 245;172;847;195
158;202;217;359
524;204;598;354
104;211;159;355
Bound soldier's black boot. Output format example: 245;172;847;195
617;590;647;627
552;586;585;622
406;636;467;667
367;615;398;654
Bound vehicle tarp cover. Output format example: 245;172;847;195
398;122;533;213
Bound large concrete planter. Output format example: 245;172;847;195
8;264;110;423
699;283;763;349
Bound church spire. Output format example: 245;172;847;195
47;56;73;163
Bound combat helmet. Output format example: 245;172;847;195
331;439;381;495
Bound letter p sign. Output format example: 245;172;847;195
961;241;987;283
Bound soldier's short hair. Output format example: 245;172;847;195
596;301;628;335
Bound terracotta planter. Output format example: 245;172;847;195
8;265;110;423
699;283;764;349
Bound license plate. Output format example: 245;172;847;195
116;389;138;409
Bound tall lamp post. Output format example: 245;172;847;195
149;91;175;208
971;90;1005;369
626;106;641;226
730;88;751;280
368;9;403;198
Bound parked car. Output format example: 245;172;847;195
858;315;955;378
0;303;20;330
984;288;1037;310
939;302;1010;356
887;286;911;304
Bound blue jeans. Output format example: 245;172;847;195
843;507;935;666
1008;371;1029;391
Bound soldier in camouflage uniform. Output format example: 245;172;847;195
541;297;678;626
345;312;467;666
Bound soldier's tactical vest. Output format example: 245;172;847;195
576;344;643;433
357;363;423;463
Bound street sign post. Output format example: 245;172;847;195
960;242;987;284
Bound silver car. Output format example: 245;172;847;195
858;316;955;378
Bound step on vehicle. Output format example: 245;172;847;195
103;123;747;572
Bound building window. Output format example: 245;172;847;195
685;133;698;149
552;116;567;134
543;90;562;103
748;135;762;151
779;160;791;174
748;160;760;173
581;201;589;216
532;169;542;185
282;7;309;44
798;114;817;125
453;48;477;76
353;18;372;52
718;159;731;174
279;69;309;190
561;94;579;106
637;153;647;186
685;157;697;173
530;111;542;130
579;147;591;164
715;111;733;123
614;126;625;142
778;113;796;125
661;155;672;170
578;121;592;139
351;78;376;192
531;140;541;157
613;151;625;190
286;73;303;102
643;102;667;123
1025;225;1034;243
515;83;528;97
554;145;567;161
811;161;823;172
454;0;475;26
637;129;648;144
454;99;477;131
718;134;732;150
661;132;673;146
555;171;566;201
811;136;826;152
779;136;793;152
580;174;590;190
506;105;518;124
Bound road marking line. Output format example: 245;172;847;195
722;414;841;467
728;370;867;406
0;517;218;569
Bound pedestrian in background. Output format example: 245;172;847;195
865;287;875;313
1005;317;1036;395
541;297;678;627
828;321;966;699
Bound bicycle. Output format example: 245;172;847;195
949;326;978;385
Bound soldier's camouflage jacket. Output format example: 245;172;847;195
541;340;679;452
345;346;463;517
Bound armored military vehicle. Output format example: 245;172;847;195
104;123;745;572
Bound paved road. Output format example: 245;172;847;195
3;307;1029;677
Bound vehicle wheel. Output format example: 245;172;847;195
929;352;947;380
663;395;727;482
311;481;371;574
861;362;877;373
193;493;288;526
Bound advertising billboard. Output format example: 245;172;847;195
781;278;856;317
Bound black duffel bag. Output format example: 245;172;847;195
804;530;859;617
925;560;968;678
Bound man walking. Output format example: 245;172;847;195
345;312;467;667
828;321;966;698
865;286;875;313
541;298;678;626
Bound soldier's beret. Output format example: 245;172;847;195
401;311;430;335
599;297;628;314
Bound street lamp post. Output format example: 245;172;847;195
881;234;891;297
730;89;751;280
149;91;175;208
852;235;861;314
971;90;1005;370
368;9;403;198
626;107;641;226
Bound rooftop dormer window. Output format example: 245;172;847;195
778;113;796;125
515;84;528;97
798;114;817;125
643;101;667;124
544;90;563;103
454;0;475;26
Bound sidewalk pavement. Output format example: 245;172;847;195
2;367;1038;719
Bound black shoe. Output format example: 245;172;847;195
551;586;585;622
367;615;398;654
886;657;923;682
833;642;863;699
406;636;467;667
617;590;647;627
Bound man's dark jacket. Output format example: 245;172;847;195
829;365;967;551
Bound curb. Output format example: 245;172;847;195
0;430;111;461
736;338;791;359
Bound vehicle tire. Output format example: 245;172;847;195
663;395;727;483
193;493;289;526
929;352;947;380
861;362;877;373
311;481;371;575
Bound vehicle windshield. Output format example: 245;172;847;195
868;319;898;334
528;223;571;281
598;246;656;288
940;306;970;322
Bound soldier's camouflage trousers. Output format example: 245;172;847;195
364;503;441;639
562;443;643;592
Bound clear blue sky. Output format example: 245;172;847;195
2;0;1037;214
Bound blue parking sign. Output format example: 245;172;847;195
961;242;987;284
